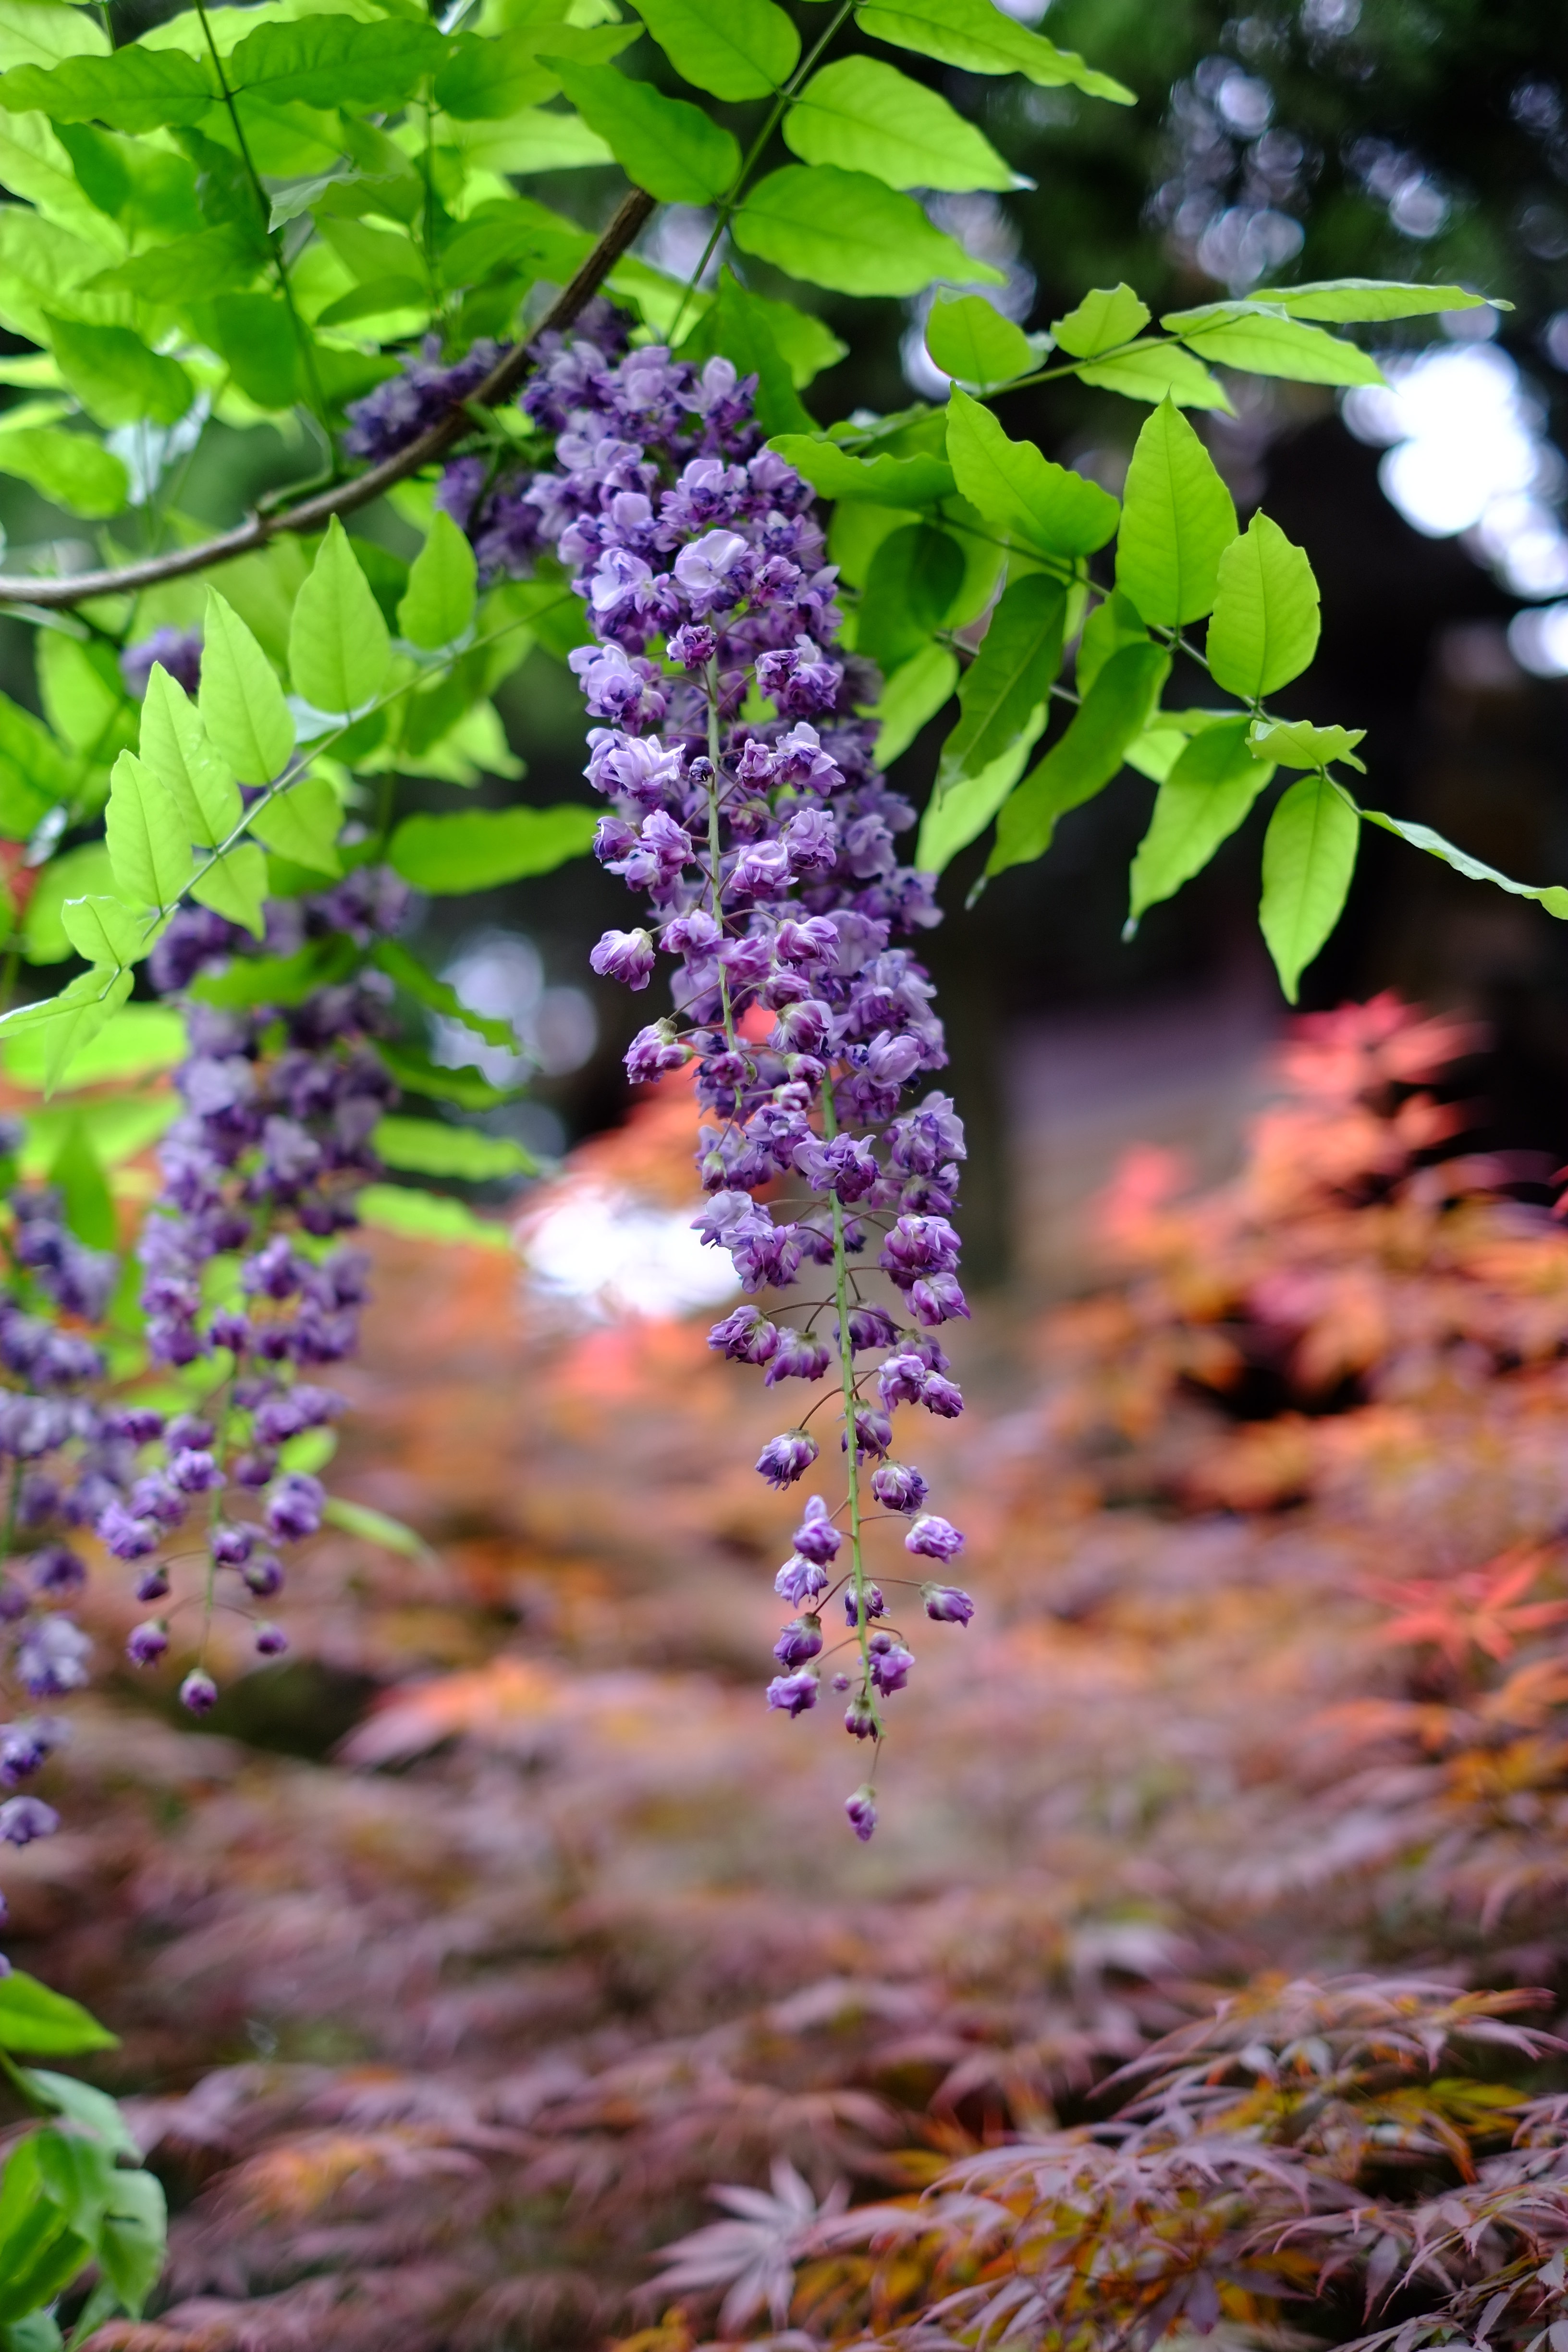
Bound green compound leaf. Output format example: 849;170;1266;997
933;572;1066;798
249;775;342;877
355;1183;513;1250
372;940;517;1050
58;894;139;969
289;518;392;718
1247;278;1500;323
1260;772;1360;1002
1115;397;1238;628
856;521;964;676
734;164;1005;296
1357;807;1568;919
1248;716;1366;773
42;314;191;430
784;57;1023;194
989;639;1170;879
768;432;955;508
872;639;958;767
0;424;125;517
1171;308;1385;387
225;16;447;110
373;1115;535;1182
945;385;1119;559
1051;283;1151;358
924;292;1034;388
856;0;1133;101
398;510;478;653
1126;714;1273;930
140;664;240;850
105;751;193;914
192;842;268;938
627;0;798;99
1206;512;1321;701
0;45;212;130
388;804;597;894
200;588;294;788
543;59;739;203
1072;340;1232;412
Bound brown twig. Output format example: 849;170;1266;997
0;185;657;611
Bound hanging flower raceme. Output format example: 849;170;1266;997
492;333;975;1837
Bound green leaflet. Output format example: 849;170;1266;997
356;1183;512;1250
0;966;136;1095
945;385;1119;559
140;664;241;849
57;119;203;240
934;572;1066;797
989;640;1170;879
105;751;193;913
768;432;954;508
0;424;125;517
1115;398;1238;628
22;845;114;961
321;1492;437;1554
42;315;191;430
87;224;263;303
679;270;813;437
0;2139;87;2325
1051;283;1150;358
1206;513;1320;701
1259;772;1360;1002
1247;277;1499;323
0;45;211;130
316;277;428;330
1073;340;1232;412
450;104;613;172
924;292;1034;388
856;522;964;675
872;639;958;767
1173;310;1385;388
433;23;636;120
289;519;392;718
855;0;1133;101
388;804;598;893
543;59;739;203
93;2168;165;2316
58;894;140;968
784;56;1023;194
200;589;294;787
225;17;447;110
399;511;478;653
0;115;121;246
191;842;268;937
1356;808;1568;918
376;1041;521;1110
48;1113;114;1248
1249;716;1366;772
1076;588;1147;697
918;711;1046;876
372;939;516;1049
627;0;798;99
373;1115;534;1181
1125;714;1273;930
734;165;1005;296
249;775;343;876
0;4;108;76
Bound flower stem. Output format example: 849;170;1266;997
704;659;737;1051
822;1082;878;1728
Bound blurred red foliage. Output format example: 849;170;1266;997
21;993;1568;2351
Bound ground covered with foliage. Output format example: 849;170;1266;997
2;993;1566;2350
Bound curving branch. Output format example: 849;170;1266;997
0;185;657;612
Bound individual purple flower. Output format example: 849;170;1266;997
772;1614;823;1669
792;1496;841;1565
764;1328;832;1386
709;1306;780;1365
0;1795;58;1845
169;1447;224;1494
17;1617;89;1697
98;1500;160;1560
868;1629;913;1695
589;927;656;990
121;628;201;699
179;1668;219;1714
209;1523;254;1568
910;1273;970;1327
255;1623;288;1656
845;1692;878;1740
844;1785;877;1842
906;1515;965;1562
923;1583;975;1626
127;1620;169;1666
243;1554;284;1597
265;1473;324;1543
871;1461;929;1514
921;1373;964;1418
134;1565;170;1603
844;1582;884;1626
775;1552;829;1605
877;1352;930;1409
766;1667;820;1716
756;1431;819;1488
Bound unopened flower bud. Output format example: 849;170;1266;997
179;1668;218;1715
844;1786;877;1842
127;1620;169;1666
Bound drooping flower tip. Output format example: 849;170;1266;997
756;1430;819;1489
906;1514;964;1561
178;1667;219;1715
127;1619;169;1667
923;1582;975;1625
844;1786;877;1842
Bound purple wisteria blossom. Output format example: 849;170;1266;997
500;331;976;1838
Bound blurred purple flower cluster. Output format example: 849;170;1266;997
514;334;974;1836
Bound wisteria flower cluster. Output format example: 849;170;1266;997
457;331;978;1839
